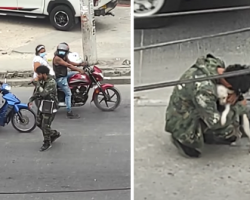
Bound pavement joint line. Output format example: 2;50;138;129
135;104;167;107
134;99;168;104
0;134;130;141
105;133;130;136
3;76;131;86
117;4;130;7
0;187;131;195
134;99;169;107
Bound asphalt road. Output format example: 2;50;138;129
0;85;130;200
134;0;250;85
134;0;250;200
135;89;250;200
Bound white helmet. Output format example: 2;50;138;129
67;52;83;64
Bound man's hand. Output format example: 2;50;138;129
227;93;247;106
28;102;33;109
78;69;85;74
80;61;87;66
227;93;238;105
240;99;247;106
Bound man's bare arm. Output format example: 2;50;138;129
54;56;83;73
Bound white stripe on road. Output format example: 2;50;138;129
134;99;168;107
105;133;130;136
0;134;129;141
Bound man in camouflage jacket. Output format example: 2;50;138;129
28;65;61;151
165;54;250;158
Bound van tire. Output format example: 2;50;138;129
49;5;75;31
134;0;182;29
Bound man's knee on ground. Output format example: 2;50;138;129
216;124;236;139
204;124;238;144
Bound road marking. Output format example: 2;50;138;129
105;133;129;136
134;99;168;107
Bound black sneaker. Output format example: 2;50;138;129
204;134;237;145
40;141;52;152
67;111;80;119
51;132;61;143
171;136;201;158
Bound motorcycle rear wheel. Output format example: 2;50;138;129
94;87;121;111
11;108;37;133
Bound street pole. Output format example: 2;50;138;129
80;0;97;64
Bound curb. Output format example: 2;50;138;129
117;0;130;6
0;67;131;79
5;76;131;87
117;3;130;7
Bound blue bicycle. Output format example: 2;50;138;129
0;83;36;132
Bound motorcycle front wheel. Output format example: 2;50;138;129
94;87;121;111
11;108;37;133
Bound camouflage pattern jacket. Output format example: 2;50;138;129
165;54;248;149
29;76;59;108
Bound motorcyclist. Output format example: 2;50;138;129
58;42;86;67
53;43;85;119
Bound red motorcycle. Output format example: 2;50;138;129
32;61;121;111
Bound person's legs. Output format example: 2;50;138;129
56;77;71;110
171;124;203;158
200;112;239;145
67;71;78;81
56;77;80;119
49;113;61;143
36;111;42;130
39;114;52;151
203;124;238;145
171;136;201;158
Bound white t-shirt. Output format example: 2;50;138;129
32;56;55;79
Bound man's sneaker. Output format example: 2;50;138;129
51;132;61;143
67;111;80;119
171;136;201;158
40;141;52;152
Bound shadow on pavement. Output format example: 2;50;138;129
0;15;110;33
0;15;51;28
180;0;250;11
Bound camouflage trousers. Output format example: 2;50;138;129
168;109;243;154
36;111;59;142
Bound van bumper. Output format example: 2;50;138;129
94;0;118;16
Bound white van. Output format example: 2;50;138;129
0;0;118;31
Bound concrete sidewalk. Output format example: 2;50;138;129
134;88;250;200
0;7;131;85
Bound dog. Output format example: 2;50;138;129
216;84;250;147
